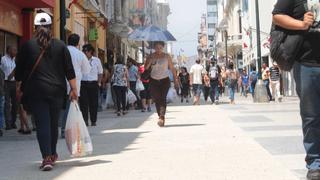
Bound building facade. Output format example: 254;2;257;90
0;0;54;57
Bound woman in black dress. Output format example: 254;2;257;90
178;67;190;103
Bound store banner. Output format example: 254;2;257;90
0;1;23;36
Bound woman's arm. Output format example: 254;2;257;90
273;12;314;30
168;55;178;87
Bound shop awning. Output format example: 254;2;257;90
5;0;54;8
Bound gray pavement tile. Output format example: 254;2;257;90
230;115;273;123
255;136;305;155
241;125;301;131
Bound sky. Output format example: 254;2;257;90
167;0;207;57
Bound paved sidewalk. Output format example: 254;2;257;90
0;96;304;180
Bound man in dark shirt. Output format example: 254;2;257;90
273;0;320;179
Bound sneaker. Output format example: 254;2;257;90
91;122;97;126
147;107;152;112
307;169;320;180
39;157;53;171
51;154;58;165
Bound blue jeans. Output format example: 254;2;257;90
229;85;236;101
263;79;272;100
0;96;4;129
210;80;219;102
294;63;320;170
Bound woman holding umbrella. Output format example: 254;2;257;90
145;41;178;127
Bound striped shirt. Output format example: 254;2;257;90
269;67;280;81
0;55;16;81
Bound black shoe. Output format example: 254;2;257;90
0;130;3;137
117;112;121;116
23;130;32;135
11;124;17;129
307;169;320;180
18;129;24;134
91;122;96;126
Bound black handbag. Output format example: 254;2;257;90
270;24;304;71
141;68;152;80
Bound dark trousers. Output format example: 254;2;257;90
150;77;170;118
203;86;210;101
263;79;272;100
294;63;320;169
80;81;99;125
4;81;17;128
113;86;127;112
210;80;219;102
30;97;63;158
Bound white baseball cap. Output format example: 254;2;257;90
34;13;52;26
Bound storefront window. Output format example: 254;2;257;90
0;31;19;57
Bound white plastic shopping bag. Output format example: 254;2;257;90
136;79;145;91
65;101;93;157
166;87;177;103
127;89;137;104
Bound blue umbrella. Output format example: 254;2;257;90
128;25;176;42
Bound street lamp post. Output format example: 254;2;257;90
60;0;66;43
225;30;228;66
253;0;269;103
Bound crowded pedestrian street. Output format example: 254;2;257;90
0;96;305;180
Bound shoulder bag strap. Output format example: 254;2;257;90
27;49;45;81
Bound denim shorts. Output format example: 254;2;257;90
192;84;203;96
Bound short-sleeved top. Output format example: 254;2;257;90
1;55;16;81
269;66;281;81
82;56;103;81
15;38;76;98
273;0;320;64
190;64;206;85
112;64;127;87
128;65;138;82
150;57;170;80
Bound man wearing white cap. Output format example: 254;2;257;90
269;61;282;102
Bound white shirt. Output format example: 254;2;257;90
67;46;91;96
1;55;16;81
81;56;103;81
190;64;206;85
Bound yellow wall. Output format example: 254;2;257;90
52;1;107;61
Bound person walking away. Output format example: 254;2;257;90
0;69;5;137
112;56;129;116
269;62;282;102
208;61;221;104
203;72;210;102
145;41;178;127
139;63;152;112
80;44;103;126
178;67;190;103
60;34;91;138
1;46;17;130
249;66;258;98
226;62;239;104
262;63;272;101
273;1;320;179
127;60;140;109
15;12;77;171
100;63;111;110
241;69;249;98
190;59;206;105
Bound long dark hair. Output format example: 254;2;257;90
35;25;52;50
